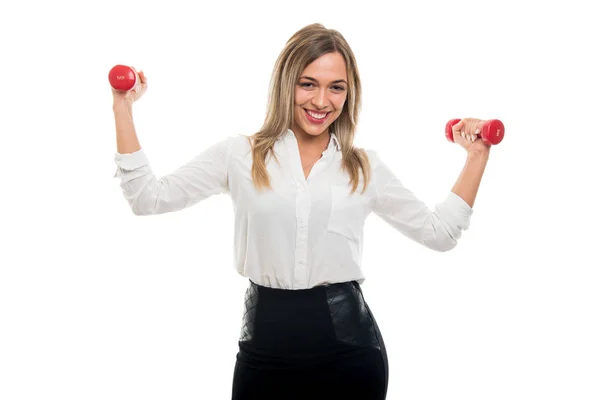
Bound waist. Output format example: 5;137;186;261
238;279;380;357
233;255;365;289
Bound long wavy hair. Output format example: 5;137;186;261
250;23;371;193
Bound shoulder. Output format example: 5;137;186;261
359;148;394;186
221;134;251;151
228;134;254;159
210;134;256;167
358;148;384;169
195;135;252;170
208;134;252;154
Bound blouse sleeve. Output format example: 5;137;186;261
113;138;231;215
367;149;473;252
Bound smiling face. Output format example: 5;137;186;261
291;52;348;139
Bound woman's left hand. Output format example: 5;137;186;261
451;118;492;155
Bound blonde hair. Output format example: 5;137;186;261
250;23;371;193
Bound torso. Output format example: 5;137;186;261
299;142;329;180
300;153;325;180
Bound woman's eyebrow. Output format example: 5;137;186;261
300;76;348;85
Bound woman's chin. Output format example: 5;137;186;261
296;123;329;137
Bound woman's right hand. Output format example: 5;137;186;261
111;67;147;106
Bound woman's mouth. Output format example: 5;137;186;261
304;109;330;124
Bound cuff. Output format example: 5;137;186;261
445;191;474;218
113;149;149;178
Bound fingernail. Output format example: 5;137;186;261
461;131;465;138
475;128;481;134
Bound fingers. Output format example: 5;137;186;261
454;118;483;143
129;65;147;85
126;66;147;100
451;120;468;143
462;118;476;142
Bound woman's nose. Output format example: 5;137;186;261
311;89;328;109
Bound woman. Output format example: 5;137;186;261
112;23;490;400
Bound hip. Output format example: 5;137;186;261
237;279;386;362
232;279;389;399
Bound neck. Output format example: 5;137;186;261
291;128;330;154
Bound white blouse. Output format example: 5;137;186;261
113;129;473;289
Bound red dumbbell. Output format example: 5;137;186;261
108;65;138;91
445;118;505;145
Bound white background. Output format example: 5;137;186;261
1;0;599;399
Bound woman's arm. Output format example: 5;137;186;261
451;151;489;208
112;68;146;154
369;150;473;252
113;139;231;216
111;68;230;216
113;100;141;154
369;118;492;251
449;118;492;208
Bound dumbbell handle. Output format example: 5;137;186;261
445;118;504;145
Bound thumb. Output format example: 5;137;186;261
452;119;464;132
451;119;466;142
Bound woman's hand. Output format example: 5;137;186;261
451;118;491;156
111;67;147;107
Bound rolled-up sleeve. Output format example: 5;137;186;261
113;138;231;215
368;150;473;252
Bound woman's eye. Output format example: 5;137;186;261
299;82;346;91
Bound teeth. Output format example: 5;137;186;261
307;110;327;119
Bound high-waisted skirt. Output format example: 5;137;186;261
231;280;389;399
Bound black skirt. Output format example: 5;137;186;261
231;280;389;399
